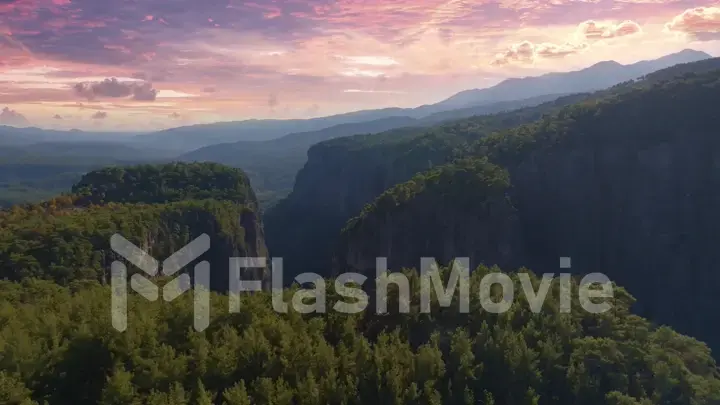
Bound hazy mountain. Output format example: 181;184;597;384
133;49;712;151
433;49;711;110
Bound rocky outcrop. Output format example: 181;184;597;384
337;159;524;274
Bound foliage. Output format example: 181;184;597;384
344;157;511;232
0;267;719;405
0;197;261;285
71;162;256;206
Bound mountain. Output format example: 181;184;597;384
267;56;720;352
432;49;711;110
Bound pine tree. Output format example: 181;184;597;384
0;372;38;405
99;368;136;405
193;379;214;405
222;381;251;405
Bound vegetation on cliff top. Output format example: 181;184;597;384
343;158;511;233
72;162;257;206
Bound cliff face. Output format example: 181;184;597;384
264;138;447;277
337;159;524;274
335;72;720;350
500;133;720;347
263;106;555;277
335;132;720;350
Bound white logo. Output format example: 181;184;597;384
110;234;211;332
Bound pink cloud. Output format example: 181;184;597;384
492;40;587;65
491;41;535;65
577;20;642;39
665;7;720;40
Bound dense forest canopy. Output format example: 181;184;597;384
1;267;719;405
72;162;257;206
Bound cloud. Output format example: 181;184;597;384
536;42;589;58
665;7;720;41
343;89;406;94
202;86;217;93
492;41;535;65
577;20;642;40
339;56;400;66
73;78;158;101
91;111;108;119
0;106;30;127
131;82;158;101
491;40;587;65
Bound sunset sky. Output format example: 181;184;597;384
2;0;720;131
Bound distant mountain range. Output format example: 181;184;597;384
0;49;711;154
143;48;713;150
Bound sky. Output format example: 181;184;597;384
2;0;720;131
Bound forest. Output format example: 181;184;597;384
2;267;720;405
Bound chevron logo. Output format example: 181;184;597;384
109;233;211;332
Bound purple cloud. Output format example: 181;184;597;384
73;78;157;101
